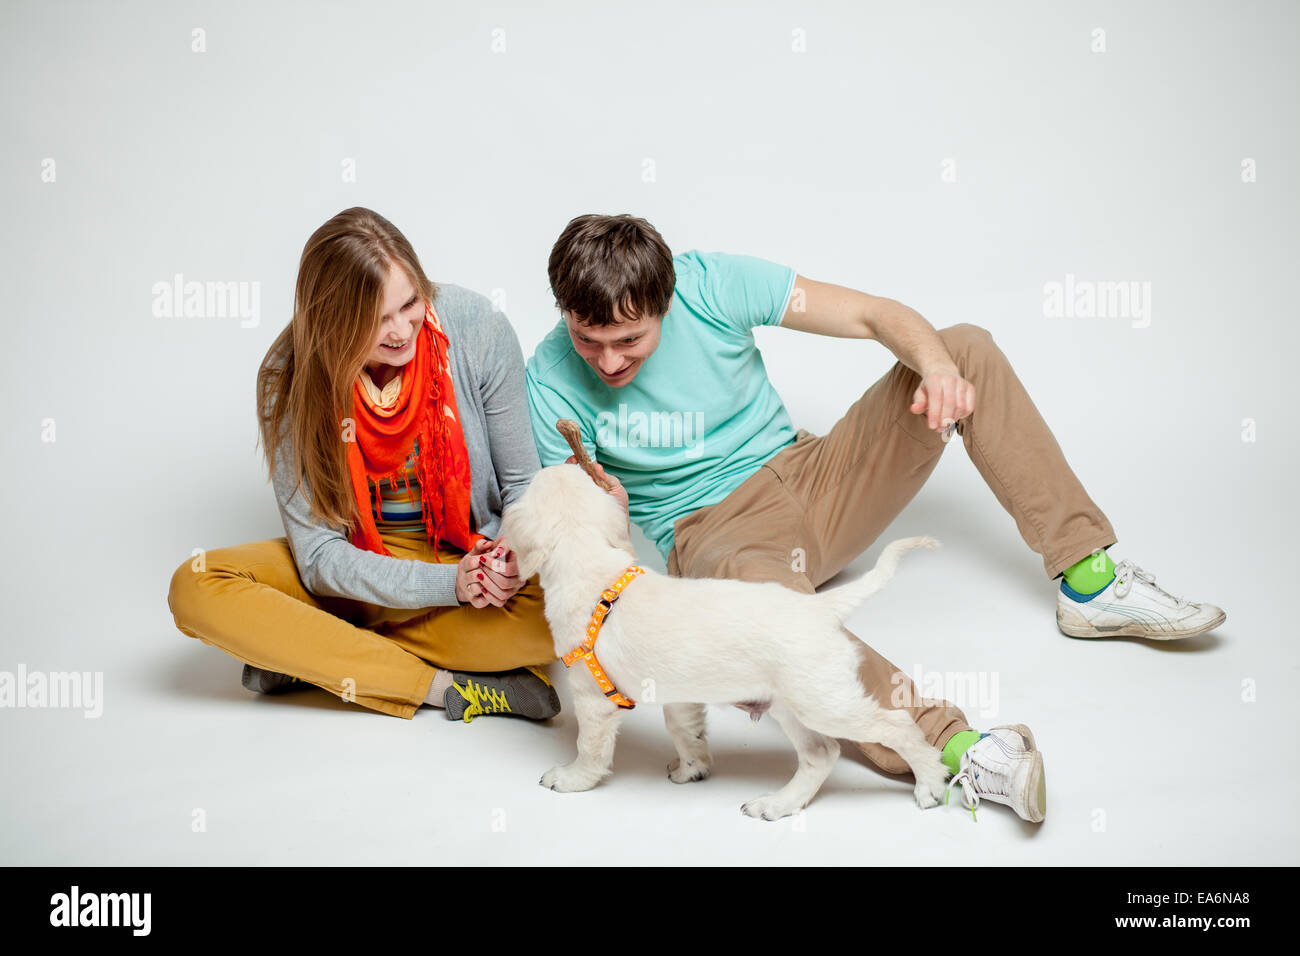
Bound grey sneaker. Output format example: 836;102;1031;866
444;666;561;723
241;664;310;695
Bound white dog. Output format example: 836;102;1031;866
500;464;949;820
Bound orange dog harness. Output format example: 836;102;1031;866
562;566;645;709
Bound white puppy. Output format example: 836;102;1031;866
500;463;949;820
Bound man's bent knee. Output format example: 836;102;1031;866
940;322;995;352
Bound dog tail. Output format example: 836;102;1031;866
814;536;941;620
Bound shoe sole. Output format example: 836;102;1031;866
1025;750;1046;823
994;723;1046;823
1057;607;1226;641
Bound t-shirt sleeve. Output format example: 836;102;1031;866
525;365;595;467
692;250;797;334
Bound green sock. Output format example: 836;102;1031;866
1062;547;1116;594
941;729;983;775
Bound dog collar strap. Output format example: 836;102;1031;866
562;565;645;709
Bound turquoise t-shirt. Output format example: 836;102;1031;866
525;249;799;561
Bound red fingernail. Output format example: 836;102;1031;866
477;572;484;579
478;556;485;565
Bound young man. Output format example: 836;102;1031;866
524;214;1226;823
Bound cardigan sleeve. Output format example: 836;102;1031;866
269;425;462;609
471;299;541;511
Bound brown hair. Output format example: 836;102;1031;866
255;207;438;533
547;214;675;326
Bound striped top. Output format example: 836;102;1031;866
369;440;430;534
359;367;434;536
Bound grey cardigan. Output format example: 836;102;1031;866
269;284;541;609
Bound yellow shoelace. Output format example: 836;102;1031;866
450;679;511;723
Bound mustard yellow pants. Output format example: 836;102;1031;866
166;530;557;718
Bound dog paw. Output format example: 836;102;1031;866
667;755;711;784
540;764;599;793
914;777;946;809
741;793;801;821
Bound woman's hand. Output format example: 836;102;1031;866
910;366;975;437
566;455;629;516
456;537;524;608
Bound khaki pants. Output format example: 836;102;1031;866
667;323;1116;773
167;532;557;719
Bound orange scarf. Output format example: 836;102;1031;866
345;301;482;557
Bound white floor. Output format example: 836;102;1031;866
4;446;1292;867
3;0;1297;868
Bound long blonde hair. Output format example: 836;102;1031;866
256;207;439;533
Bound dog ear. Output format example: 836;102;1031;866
578;478;634;554
499;486;560;581
602;500;634;554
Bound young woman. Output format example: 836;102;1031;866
167;207;559;723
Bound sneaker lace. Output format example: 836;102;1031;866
1113;559;1189;607
945;751;1011;823
451;679;512;723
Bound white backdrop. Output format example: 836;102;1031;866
2;0;1297;865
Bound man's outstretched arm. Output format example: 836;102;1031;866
778;274;975;432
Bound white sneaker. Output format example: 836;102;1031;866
945;724;1046;823
1056;558;1226;640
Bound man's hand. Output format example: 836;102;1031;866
910;367;975;433
565;455;629;516
456;537;524;608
